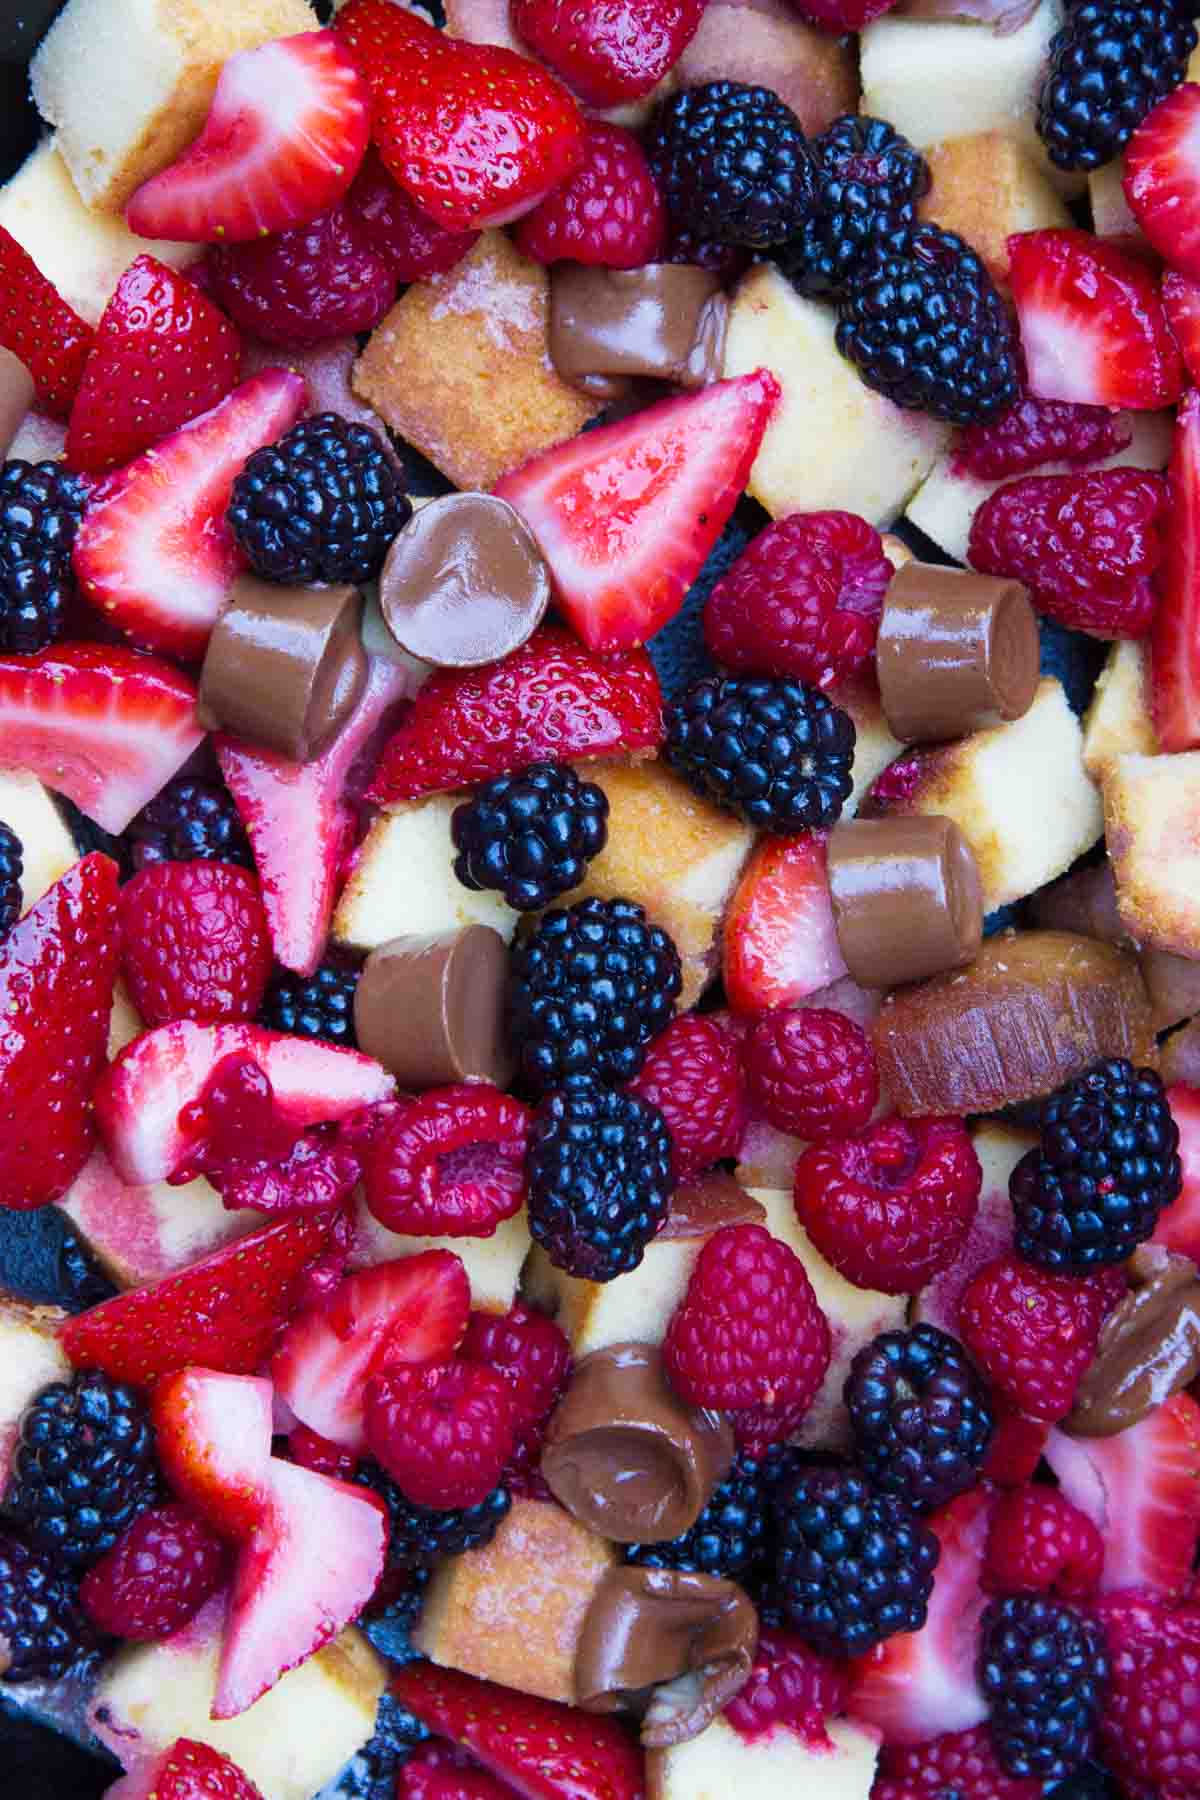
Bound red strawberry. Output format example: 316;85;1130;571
344;146;479;283
1154;1083;1200;1259
512;0;706;107
1008;227;1183;410
106;1739;264;1800
73;369;307;662
399;1745;521;1800
1153;387;1200;751
1163;270;1200;383
0;853;118;1211
152;1367;275;1540
0;225;93;419
723;831;848;1015
125;31;370;244
65;256;242;475
494;372;778;651
366;625;664;805
1125;83;1200;280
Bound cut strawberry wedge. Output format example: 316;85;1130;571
1154;1084;1200;1260
1163;271;1200;384
723;830;848;1015
152;1368;274;1540
0;225;94;420
126;31;370;244
72;369;307;662
105;1740;264;1800
1125;83;1200;281
493;371;779;651
1152;387;1200;751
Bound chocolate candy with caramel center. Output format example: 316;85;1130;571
876;562;1039;744
353;926;513;1090
827;815;984;990
549;264;729;399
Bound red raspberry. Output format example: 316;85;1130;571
873;1725;1043;1800
742;1006;878;1143
723;1627;848;1749
462;1303;571;1482
967;468;1169;639
79;1502;228;1641
704;511;891;688
954;388;1132;481
363;1087;532;1237
865;750;925;812
957;1255;1112;1423
983;1486;1104;1599
793;1117;981;1296
344;146;479;282
981;1408;1049;1488
205;202;394;347
178;1051;360;1215
1101;1634;1200;1800
288;1424;359;1480
365;1359;517;1510
511;0;706;108
627;1014;749;1183
119;863;272;1030
514;122;666;270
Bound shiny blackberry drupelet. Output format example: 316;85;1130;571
127;775;253;872
260;961;359;1050
666;675;855;834
0;820;23;937
1046;1763;1128;1800
0;1530;95;1680
626;1452;770;1581
353;1689;431;1797
1038;1;1197;172
356;1462;510;1569
1011;1058;1182;1272
451;762;610;912
837;224;1020;426
774;115;931;299
0;459;90;653
979;1595;1109;1781
844;1324;994;1514
4;1372;160;1569
227;412;411;586
507;897;682;1093
646;81;819;249
769;1464;940;1658
526;1075;674;1282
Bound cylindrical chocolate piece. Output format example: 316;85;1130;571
541;1343;734;1545
549;264;728;397
828;815;984;990
876;562;1040;744
353;926;514;1089
0;348;34;460
198;574;367;762
1030;860;1130;947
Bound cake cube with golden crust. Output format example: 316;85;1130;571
1105;751;1200;957
673;0;856;134
349;1195;531;1315
57;1149;257;1291
918;132;1070;287
1083;640;1160;783
648;1715;879;1800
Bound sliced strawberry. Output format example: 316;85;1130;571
1008;227;1183;410
1163;270;1200;384
0;224;93;419
105;1740;264;1800
72;369;307;662
494;372;779;652
271;1253;471;1452
399;1745;521;1800
152;1368;274;1540
1153;387;1200;752
511;0;706;108
1125;83;1200;281
126;31;370;244
1154;1084;1200;1259
723;830;847;1016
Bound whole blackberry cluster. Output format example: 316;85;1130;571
0;459;90;653
647;81;819;249
507;897;682;1093
227;412;411;586
1011;1058;1182;1272
5;1372;160;1568
1038;2;1198;172
0;1531;94;1680
980;1595;1109;1780
127;775;253;872
774;115;931;299
837;224;1020;426
526;1075;673;1281
0;820;23;937
845;1324;994;1513
352;1689;431;1797
451;762;609;912
666;675;855;833
356;1461;510;1569
260;961;360;1050
626;1452;770;1581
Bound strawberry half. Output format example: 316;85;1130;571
1163;270;1200;384
152;1368;275;1540
105;1740;264;1800
1125;83;1200;281
1152;387;1200;752
723;830;848;1015
73;369;307;661
125;31;370;244
494;371;780;652
511;0;707;108
1154;1083;1200;1260
0;224;93;419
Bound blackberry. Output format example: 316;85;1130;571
1011;1058;1182;1272
979;1594;1108;1781
774;115;931;299
837;224;1019;426
647;81;819;249
507;896;682;1093
227;412;411;586
356;1461;510;1569
451;762;609;912
260;961;359;1050
0;1530;95;1680
626;1451;770;1581
0;819;23;937
666;675;855;833
769;1464;939;1657
362;1565;431;1668
1038;2;1197;172
127;775;252;872
0;459;90;653
352;1689;431;1797
526;1075;673;1282
5;1372;160;1568
1047;1764;1128;1800
844;1323;994;1513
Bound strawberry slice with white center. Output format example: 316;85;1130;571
1152;387;1200;752
125;31;371;244
72;369;307;662
494;370;779;651
1154;1084;1200;1261
1125;83;1200;282
1163;270;1200;384
723;830;848;1014
152;1367;275;1540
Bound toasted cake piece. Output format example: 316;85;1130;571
333;796;518;955
918;131;1070;286
1105;752;1200;956
30;0;317;214
1082;640;1160;783
648;1714;879;1800
1089;158;1146;245
723;264;950;525
350;1195;531;1315
0;1299;70;1489
57;1148;257;1290
673;0;856;133
832;672;904;816
353;232;601;492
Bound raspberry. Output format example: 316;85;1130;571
626;1014;749;1183
984;1487;1105;1599
967;468;1169;639
205;202;394;347
793;1116;981;1295
957;1255;1113;1423
79;1502;228;1641
981;1408;1050;1488
344;146;479;282
704;511;891;688
954;388;1133;481
873;1725;1044;1800
119;862;273;1030
363;1087;532;1238
461;1303;572;1483
514;122;666;269
742;1006;878;1143
723;1626;848;1749
365;1360;518;1512
1100;1626;1200;1799
865;750;925;811
288;1424;359;1481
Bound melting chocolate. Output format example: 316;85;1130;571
352;926;514;1090
827;815;984;990
0;348;34;461
876;563;1040;744
658;1172;766;1242
549;264;729;399
1066;1248;1200;1438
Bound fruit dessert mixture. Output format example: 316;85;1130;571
4;0;1200;1796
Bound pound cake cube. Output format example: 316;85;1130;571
1082;640;1160;783
1089;158;1146;245
57;1148;257;1289
1105;752;1200;956
350;1196;531;1315
0;767;78;910
832;672;905;816
918;131;1070;286
648;1715;879;1800
30;0;317;214
0;1300;70;1490
333;795;518;955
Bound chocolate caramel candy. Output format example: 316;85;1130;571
353;926;513;1089
549;264;729;400
876;563;1040;744
827;815;984;990
541;1343;734;1545
0;348;34;460
198;575;367;762
1066;1248;1200;1438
